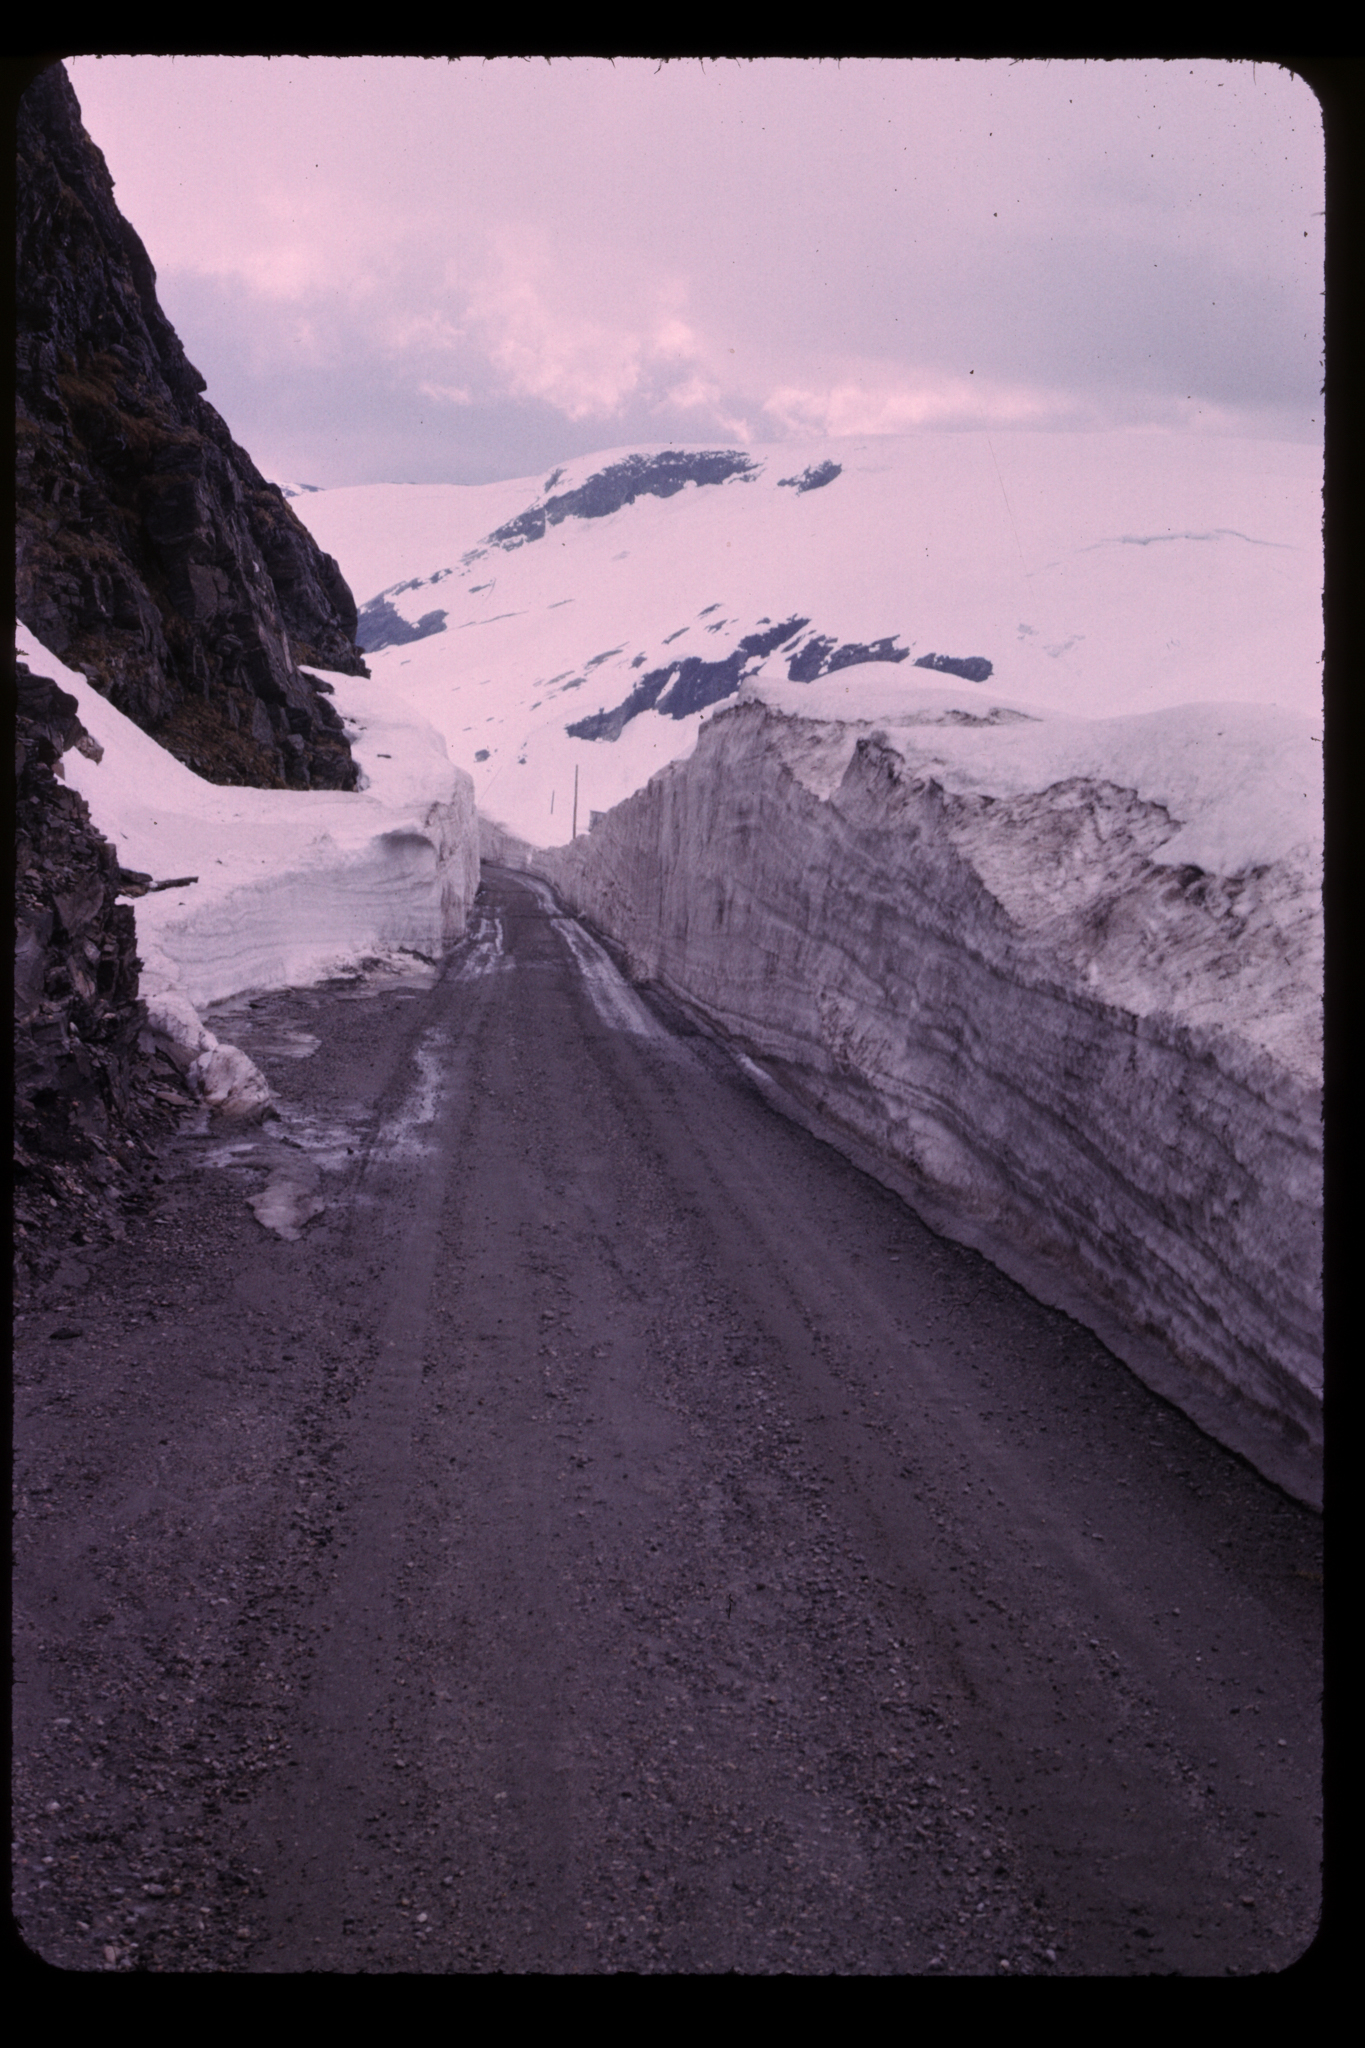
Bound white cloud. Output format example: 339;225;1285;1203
463;228;716;423
762;369;1068;438
63;56;1322;483
383;310;468;355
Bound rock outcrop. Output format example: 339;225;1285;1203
15;62;367;791
529;701;1323;1505
13;659;192;1257
485;449;760;551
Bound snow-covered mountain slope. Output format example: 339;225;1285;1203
289;430;1321;1493
16;623;479;1021
526;699;1322;1504
290;432;1321;852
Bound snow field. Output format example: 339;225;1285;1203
292;430;1321;856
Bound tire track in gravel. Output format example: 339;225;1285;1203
561;992;1321;1972
12;871;1322;1976
246;919;510;1961
245;869;1320;1974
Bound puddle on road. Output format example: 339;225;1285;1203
251;1029;322;1060
191;954;455;1240
189;1107;363;1241
246;1155;327;1240
189;939;485;1236
370;1025;453;1166
450;904;506;980
173;901;653;1239
507;875;658;1038
552;916;659;1038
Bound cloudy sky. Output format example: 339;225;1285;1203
61;56;1324;489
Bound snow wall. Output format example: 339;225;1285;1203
18;626;481;1020
513;700;1321;1507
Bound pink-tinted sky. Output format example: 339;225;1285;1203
61;56;1323;488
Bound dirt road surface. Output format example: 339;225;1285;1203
13;867;1323;1975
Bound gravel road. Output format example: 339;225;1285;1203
13;866;1323;1974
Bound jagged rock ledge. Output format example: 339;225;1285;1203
15;64;368;791
13;661;195;1262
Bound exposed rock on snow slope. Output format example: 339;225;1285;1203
17;624;479;1019
15;65;367;792
524;698;1322;1505
485;448;760;546
778;459;842;494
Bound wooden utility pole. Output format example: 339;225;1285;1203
572;764;579;839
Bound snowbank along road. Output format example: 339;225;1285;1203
533;698;1323;1507
13;869;1322;1976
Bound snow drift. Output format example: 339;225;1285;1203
16;622;480;1100
525;696;1322;1506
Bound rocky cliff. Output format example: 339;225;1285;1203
13;62;375;1260
528;701;1323;1505
13;659;195;1260
15;62;367;791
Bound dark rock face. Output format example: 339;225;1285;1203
567;618;809;743
15;64;367;791
786;634;909;683
356;596;449;654
566;616;973;741
14;661;191;1253
487;450;759;550
914;652;994;683
777;460;842;494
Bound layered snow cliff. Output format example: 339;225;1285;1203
520;695;1322;1505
